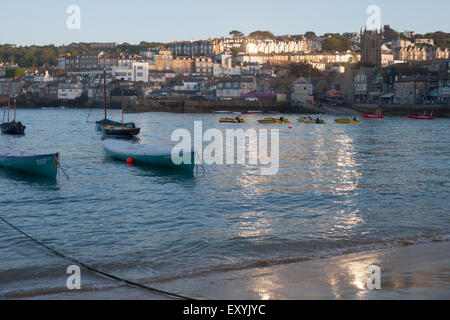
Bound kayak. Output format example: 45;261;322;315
299;118;327;124
258;118;291;124
361;114;384;118
408;112;435;120
335;119;360;124
219;118;246;123
0;147;59;179
303;120;327;124
408;115;435;120
103;140;196;172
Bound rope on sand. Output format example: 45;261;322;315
0;216;194;300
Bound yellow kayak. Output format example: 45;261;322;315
335;119;360;124
298;117;314;123
258;118;290;124
220;118;246;123
300;119;327;124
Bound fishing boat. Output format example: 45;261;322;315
361;110;384;118
1;85;26;135
408;111;435;120
103;140;196;172
335;118;360;124
101;90;141;138
219;117;246;123
0;147;59;179
92;69;136;132
258;117;290;124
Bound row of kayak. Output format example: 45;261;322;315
219;117;360;124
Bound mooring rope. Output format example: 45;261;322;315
0;216;194;300
55;158;70;180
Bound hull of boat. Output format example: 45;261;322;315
96;119;135;132
103;141;196;172
102;126;141;137
0;153;59;179
1;122;26;135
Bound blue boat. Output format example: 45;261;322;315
0;147;59;179
103;140;196;172
95;119;136;132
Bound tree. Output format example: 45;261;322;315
288;63;322;78
383;25;399;42
248;30;276;40
304;31;318;40
321;34;353;52
229;30;244;38
230;47;240;57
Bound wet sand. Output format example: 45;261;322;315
4;241;448;300
160;241;450;300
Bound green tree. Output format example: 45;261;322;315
321;34;353;52
248;30;276;40
229;30;244;38
230;47;240;57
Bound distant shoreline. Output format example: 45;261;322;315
4;100;450;118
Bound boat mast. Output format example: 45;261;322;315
103;68;107;121
7;80;11;123
13;99;16;123
121;90;124;128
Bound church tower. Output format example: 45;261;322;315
361;28;382;68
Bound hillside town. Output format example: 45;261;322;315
1;28;449;112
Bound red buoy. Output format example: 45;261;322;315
127;158;133;165
288;126;293;129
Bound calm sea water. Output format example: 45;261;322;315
1;108;449;297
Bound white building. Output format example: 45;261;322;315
112;61;149;82
58;82;83;100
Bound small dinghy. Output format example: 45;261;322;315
0;147;59;179
103;140;196;172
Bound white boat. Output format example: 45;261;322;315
103;140;196;172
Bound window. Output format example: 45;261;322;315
137;72;144;77
137;66;144;70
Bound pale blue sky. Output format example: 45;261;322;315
0;0;449;46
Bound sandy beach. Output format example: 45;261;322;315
3;241;447;300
